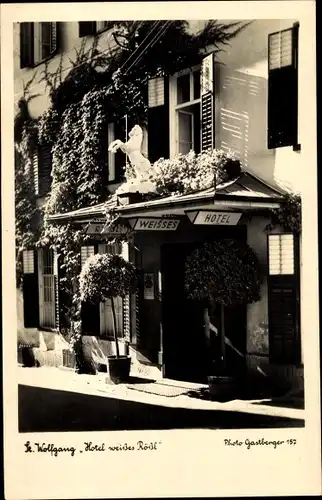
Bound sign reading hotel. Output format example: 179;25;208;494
187;211;242;226
129;218;180;231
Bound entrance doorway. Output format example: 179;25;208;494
161;231;247;383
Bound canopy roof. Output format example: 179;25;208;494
47;172;284;224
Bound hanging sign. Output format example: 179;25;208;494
86;223;105;235
101;222;130;236
129;217;180;231
86;221;130;236
187;210;242;226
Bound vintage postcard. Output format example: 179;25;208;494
1;1;321;499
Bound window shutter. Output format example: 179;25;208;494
78;22;97;37
38;145;52;196
32;149;39;195
53;250;60;330
267;24;299;149
20;22;34;68
201;53;215;151
148;75;170;162
50;22;58;54
114;119;127;183
122;242;131;342
106;123;115;183
268;234;301;364
22;250;39;327
80;245;100;335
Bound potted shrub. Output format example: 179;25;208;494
184;239;262;401
79;253;136;383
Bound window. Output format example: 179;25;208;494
20;22;57;68
32;145;52;196
80;246;95;268
23;250;34;274
107;123;116;183
171;67;201;155
78;21;113;37
267;23;299;149
268;234;294;275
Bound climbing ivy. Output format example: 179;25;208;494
266;193;302;234
15;20;250;364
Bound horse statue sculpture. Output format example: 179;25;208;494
108;125;153;187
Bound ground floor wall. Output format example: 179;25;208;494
17;212;303;391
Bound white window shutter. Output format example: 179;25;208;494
269;28;293;71
200;53;215;151
32;149;39;195
148;77;165;108
80;245;95;268
33;23;41;64
50;22;57;54
268;234;294;275
23;250;35;274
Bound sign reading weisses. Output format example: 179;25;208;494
187;211;242;226
129;218;180;231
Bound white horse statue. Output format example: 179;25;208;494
108;124;152;183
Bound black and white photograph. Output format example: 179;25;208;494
1;1;321;499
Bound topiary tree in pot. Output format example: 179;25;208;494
79;253;136;383
184;239;262;400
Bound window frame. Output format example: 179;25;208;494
78;21;114;38
169;65;201;157
268;233;295;276
107;123;116;183
267;23;299;150
20;22;58;68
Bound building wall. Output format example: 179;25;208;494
14;22;116;117
213;19;304;195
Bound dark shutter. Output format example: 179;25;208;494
201;53;215;151
20;22;34;68
268;275;298;364
38;145;52;196
22;250;39;327
147;75;170;162
80;244;100;335
268;235;301;365
267;24;299;149
78;22;97;37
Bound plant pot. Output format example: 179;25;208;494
107;355;131;384
207;375;236;402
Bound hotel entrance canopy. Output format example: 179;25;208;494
47;172;284;225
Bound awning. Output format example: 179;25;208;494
47;172;284;223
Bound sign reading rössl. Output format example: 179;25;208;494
130;218;180;231
188;211;242;226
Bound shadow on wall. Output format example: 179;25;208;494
215;65;281;189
